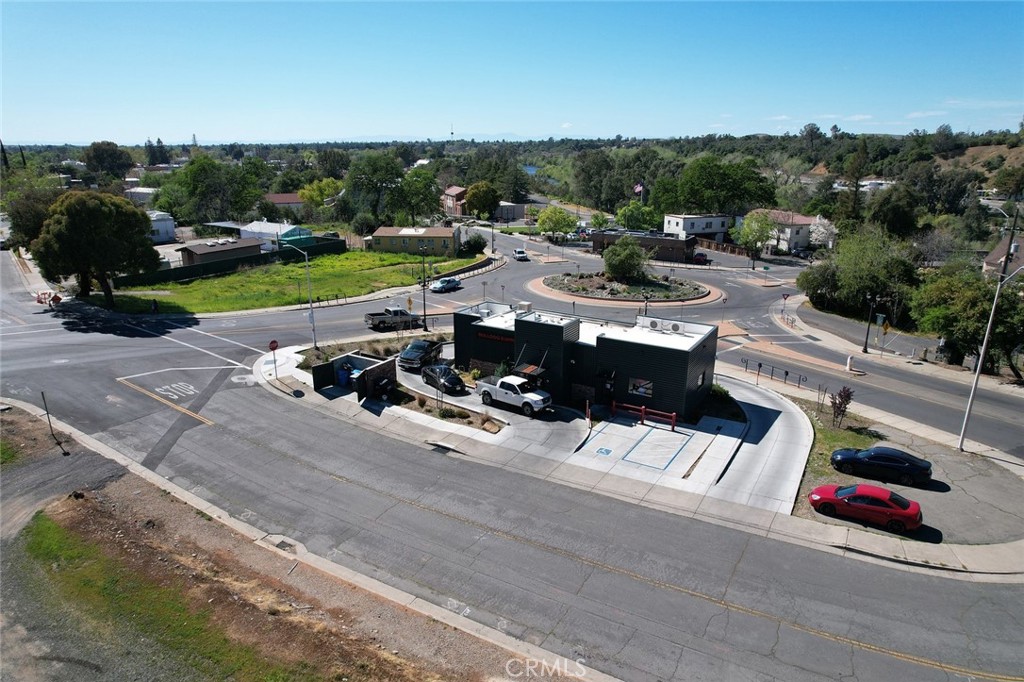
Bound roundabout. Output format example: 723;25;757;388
525;272;728;309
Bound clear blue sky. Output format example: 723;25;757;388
2;1;1022;145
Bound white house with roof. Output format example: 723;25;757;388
146;210;177;244
663;214;734;242
743;209;815;254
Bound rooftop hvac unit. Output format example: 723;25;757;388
517;301;533;313
648;319;660;330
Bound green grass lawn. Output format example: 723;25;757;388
107;251;482;314
0;439;19;467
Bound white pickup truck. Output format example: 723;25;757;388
474;375;551;417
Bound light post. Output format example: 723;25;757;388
641;288;651;315
281;244;318;349
500;284;505;302
482;279;488;302
861;293;880;354
958;208;1020;450
490;222;495;254
419;247;429;331
721;296;728;325
575;263;580;278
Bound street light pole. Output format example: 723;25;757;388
420;247;429;331
861;294;877;354
958;208;1020;450
282;244;317;349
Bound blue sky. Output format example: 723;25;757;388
2;1;1022;145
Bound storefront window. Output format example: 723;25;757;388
628;379;652;397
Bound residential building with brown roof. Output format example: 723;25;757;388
369;226;462;257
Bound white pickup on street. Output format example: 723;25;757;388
474;375;551;417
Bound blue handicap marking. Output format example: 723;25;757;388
596;447;613;456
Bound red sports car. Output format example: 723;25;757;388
808;484;922;533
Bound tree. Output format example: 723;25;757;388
83;141;134;180
396;167;440;224
911;266;1024;377
602;235;651;282
537;205;576;235
677;156;774;215
465;181;500;218
590;212;609;229
731;211;776;269
866;184;920;237
800;123;825;154
616;200;659;231
145;137;171;165
993;165;1024;199
31;191;159;306
839;138;869;221
830;386;854;428
298;178;346;210
1;172;63;248
317;149;350;180
346;152;403;222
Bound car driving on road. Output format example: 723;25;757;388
429;277;461;293
808;483;923;533
830;446;932;486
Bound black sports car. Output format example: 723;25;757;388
830;446;932;486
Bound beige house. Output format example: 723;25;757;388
369;226;462;257
745;209;815;254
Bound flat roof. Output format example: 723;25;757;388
578;316;713;352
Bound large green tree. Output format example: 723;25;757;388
0;171;64;248
911;266;1024;377
536;205;576;235
465;181;500;219
83;141;135;180
616;200;660;231
395;167;440;224
298;177;346;209
31;191;159;306
317;149;350;179
677;157;774;215
730;211;776;269
602;235;651;282
346;152;404;222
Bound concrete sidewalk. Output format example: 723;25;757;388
255;345;1024;581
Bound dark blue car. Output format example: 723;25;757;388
830;446;932;486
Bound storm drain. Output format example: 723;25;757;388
275;540;295;553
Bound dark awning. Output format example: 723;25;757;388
514;363;546;377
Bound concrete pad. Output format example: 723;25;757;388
768;515;850;548
545;461;608;488
503;452;565;476
593;472;654;501
949;540;1024;574
742;493;787;514
639;486;702;515
696;494;776;532
898;540;965;571
845;530;906;563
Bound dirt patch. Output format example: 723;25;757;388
2;408;527;681
0;405;70;467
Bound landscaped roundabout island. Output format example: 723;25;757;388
542;271;710;303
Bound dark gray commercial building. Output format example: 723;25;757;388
453;302;717;419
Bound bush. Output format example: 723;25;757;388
462;234;488;255
416;395;427;408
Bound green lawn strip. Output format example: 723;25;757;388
105;252;481;314
24;512;319;682
0;439;20;467
788;396;880;486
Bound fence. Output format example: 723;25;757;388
611;400;678;431
739;358;808;389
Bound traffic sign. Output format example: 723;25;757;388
782;293;789;300
268;339;279;351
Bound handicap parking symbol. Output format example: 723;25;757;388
596;447;613;456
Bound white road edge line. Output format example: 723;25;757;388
167;320;265;353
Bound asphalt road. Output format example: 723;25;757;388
3;249;1024;681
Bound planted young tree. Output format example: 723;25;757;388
829;386;854;428
31;191;160;306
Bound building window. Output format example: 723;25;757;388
628;378;652;397
697;370;706;387
401;238;408;247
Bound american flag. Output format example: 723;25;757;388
634;183;644;194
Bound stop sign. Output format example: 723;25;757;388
269;339;279;351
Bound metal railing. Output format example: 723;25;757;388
740;358;808;388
